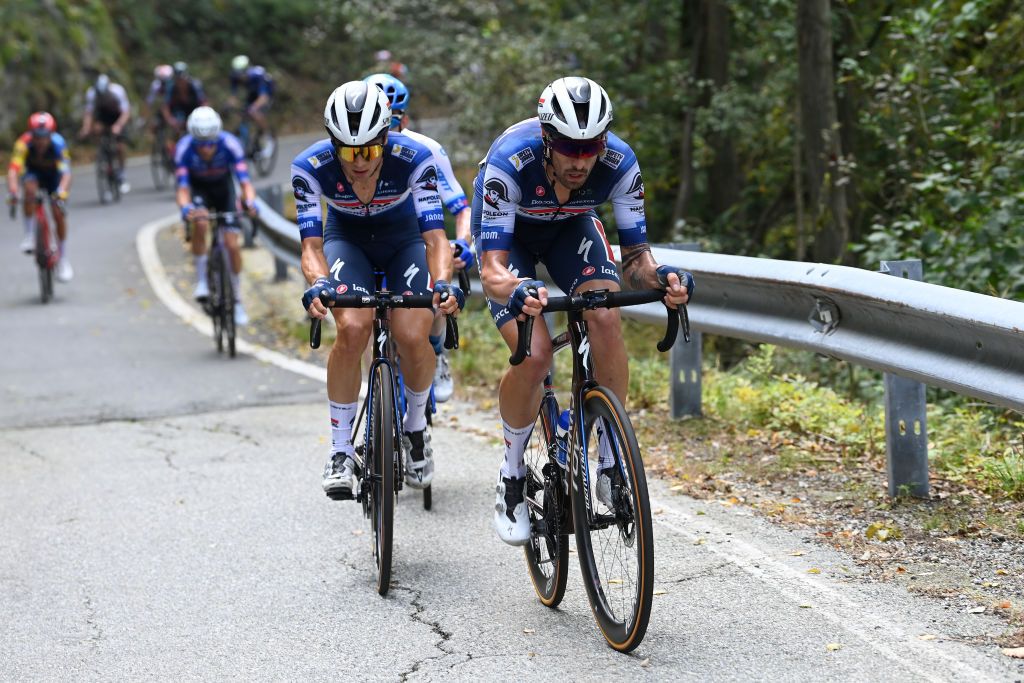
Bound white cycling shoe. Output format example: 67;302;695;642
233;302;249;326
493;472;530;546
402;430;434;489
432;350;453;403
19;234;33;254
56;258;73;282
193;279;210;302
323;452;357;499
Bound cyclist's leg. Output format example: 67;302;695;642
188;187;214;297
36;170;71;279
542;213;627;403
18;173;40;252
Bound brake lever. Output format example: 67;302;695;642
444;315;459;350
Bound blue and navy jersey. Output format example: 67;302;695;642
165;78;206;114
401;129;468;216
174;132;250;187
230;66;274;99
475;117;647;253
290;133;445;241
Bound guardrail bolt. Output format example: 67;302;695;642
808;298;841;334
880;259;929;498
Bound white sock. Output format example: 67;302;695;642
230;272;241;302
330;401;357;456
58;240;66;258
500;421;534;479
194;254;208;284
403;386;430;433
596;419;617;471
22;215;32;235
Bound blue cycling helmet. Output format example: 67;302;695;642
364;73;409;113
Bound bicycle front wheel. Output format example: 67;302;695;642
95;152;108;204
151;133;170;190
35;210;53;304
254;126;277;177
219;249;236;358
369;362;396;596
206;253;224;353
523;393;569;608
571;386;654;652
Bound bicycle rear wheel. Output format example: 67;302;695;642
254;126;277;177
96;150;109;204
368;362;396;595
571;386;653;652
523;393;570;608
206;252;224;353
151;131;170;190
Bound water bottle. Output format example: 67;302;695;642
555;409;571;469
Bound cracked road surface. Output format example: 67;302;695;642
2;137;1023;681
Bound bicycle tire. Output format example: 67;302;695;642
571;386;653;652
150;133;169;190
35;205;53;304
369;362;396;596
207;252;224;353
523;393;570;608
95;150;108;205
220;249;236;358
254;126;277;177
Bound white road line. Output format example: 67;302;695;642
651;497;998;682
135;214;327;383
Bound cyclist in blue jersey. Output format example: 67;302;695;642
175;106;257;326
228;55;274;141
295;81;464;499
364;72;473;403
162;62;207;138
474;77;693;545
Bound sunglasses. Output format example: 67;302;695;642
336;143;384;162
547;136;607;159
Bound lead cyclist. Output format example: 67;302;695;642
473;76;693;545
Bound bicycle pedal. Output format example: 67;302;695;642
326;489;354;502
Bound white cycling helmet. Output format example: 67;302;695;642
231;54;250;72
323;80;391;146
537;76;613;140
187;106;222;140
154;64;173;80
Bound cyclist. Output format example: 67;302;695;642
228;55;274;145
364;72;472;403
79;73;131;194
162;61;207;139
474;76;692;545
146;64;173;129
7;112;73;281
294;80;463;499
174;106;257;326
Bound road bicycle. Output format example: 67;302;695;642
310;279;458;596
235;110;277;178
188;209;239;357
511;286;689;652
9;192;61;304
150;122;175;190
95;131;123;204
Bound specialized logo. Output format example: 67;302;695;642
404;263;420;289
535;185;545;196
377;329;387;356
582;265;596;276
539;112;554;122
292;176;312;201
627;172;644;200
330;259;345;280
578;333;592;373
391;143;417;162
415;165;438;191
507;147;535;170
600;148;624;169
578;236;594;263
483;178;510;208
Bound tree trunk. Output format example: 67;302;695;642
704;0;738;219
797;0;850;262
670;0;705;233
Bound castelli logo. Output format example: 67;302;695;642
337;182;345;192
582;265;596;276
336;284;348;294
403;290;414;296
535;186;545;196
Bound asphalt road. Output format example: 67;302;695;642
2;137;1022;681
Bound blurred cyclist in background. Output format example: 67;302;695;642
146;64;174;130
228;54;274;140
7;112;74;281
364;72;472;403
162;62;207;137
79;73;131;194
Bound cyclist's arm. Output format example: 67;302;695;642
480;248;528;304
113;86;131;132
248;93;269;113
174;139;194;215
291;163;324;241
7;138;27;196
79;89;95;136
54;139;71;197
423;227;453;286
454;206;471;243
224;133;252;186
408;157;445;234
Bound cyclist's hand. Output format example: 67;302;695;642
655;265;695;309
53;197;68;216
243;198;258;218
451;239;474;272
508;279;547;320
111;123;123;136
7;194;17;219
302;277;335;319
180;203;196;223
432;280;465;315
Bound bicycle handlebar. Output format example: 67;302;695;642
309;290;460;352
508;288;690;366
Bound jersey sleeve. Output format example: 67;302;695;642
113;84;130;113
223;133;251;183
478;164;521;252
432;144;468;215
193;80;208;105
84;88;96;115
53;135;70;175
174;137;193;188
291;163;325;241
8;136;29;173
409;156;445;233
608;160;648;247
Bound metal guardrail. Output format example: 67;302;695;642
253;184;1024;496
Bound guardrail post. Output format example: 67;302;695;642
260;185;290;282
880;259;929;498
658;242;703;418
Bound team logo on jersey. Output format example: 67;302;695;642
535;185;545;196
627;172;644;200
508;147;535;170
582;265;596;276
600;148;624;169
292;176;312;201
483;178;510;208
336;182;345;193
416;165;438;191
391;143;417;162
307;149;333;168
336;284;348;294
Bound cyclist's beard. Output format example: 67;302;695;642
548;159;591;191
